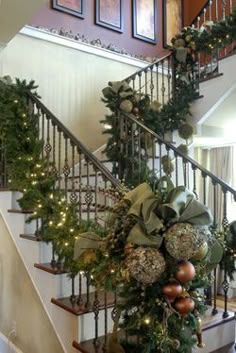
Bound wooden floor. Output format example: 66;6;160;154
212;343;235;353
217;295;236;312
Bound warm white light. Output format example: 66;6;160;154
103;123;112;130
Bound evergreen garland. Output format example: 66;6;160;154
101;8;236;186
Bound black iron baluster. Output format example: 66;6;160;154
183;159;187;187
152;136;155;190
131;123;135;177
41;112;45;159
192;166;198;198
167;56;171;100
69;143;78;204
138;126;141;183
131;77;135;91
77;272;83;306
212;180;217;230
102;290;108;352
52;123;57;180
212;267;218;315
51;243;56;267
175;153;179;186
104;179;108;227
93;290;100;349
202;172;207;205
222;188;229;318
94;167;98;224
78;147;82;222
85;273;91;309
161;60;165;105
58;130;62;191
159;143;162;180
70;274;76;303
138;72;142;94
45;117;52;162
150;66;154;101
156;61;159;102
85;157;92;222
62;137;70;197
144;69;148;95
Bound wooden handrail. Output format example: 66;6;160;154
122;112;236;200
122;52;172;83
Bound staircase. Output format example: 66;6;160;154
0;1;236;353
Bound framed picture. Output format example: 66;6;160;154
52;0;84;18
95;0;124;33
132;0;157;44
163;0;183;47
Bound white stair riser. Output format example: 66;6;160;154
0;192;78;353
193;319;235;353
78;307;114;342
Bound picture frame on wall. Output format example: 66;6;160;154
95;0;124;33
132;0;157;44
52;0;84;19
163;0;183;47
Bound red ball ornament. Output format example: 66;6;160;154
175;297;195;317
162;282;183;302
175;261;196;283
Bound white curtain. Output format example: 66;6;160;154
196;145;234;226
195;145;236;296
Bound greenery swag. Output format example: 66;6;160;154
73;183;224;353
101;8;236;186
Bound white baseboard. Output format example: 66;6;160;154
0;331;23;353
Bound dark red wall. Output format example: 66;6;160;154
31;1;207;57
31;0;168;57
183;0;208;26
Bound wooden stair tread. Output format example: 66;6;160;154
8;208;33;214
202;308;235;331
34;262;68;274
20;234;41;241
52;291;115;316
72;309;235;352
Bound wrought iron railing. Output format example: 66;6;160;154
117;110;236;317
123;53;175;107
191;0;236;80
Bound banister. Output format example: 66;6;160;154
27;92;119;188
123;111;236;199
123;52;172;83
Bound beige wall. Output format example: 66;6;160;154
0;0;47;44
0;32;140;151
0;214;64;353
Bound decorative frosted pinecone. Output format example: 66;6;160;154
126;247;166;285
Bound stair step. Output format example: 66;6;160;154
200;72;224;83
73;309;235;353
51;291;115;316
20;234;41;241
34;262;68;275
8;208;33;214
211;343;235;353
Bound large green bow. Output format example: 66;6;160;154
158;186;213;226
125;183;163;247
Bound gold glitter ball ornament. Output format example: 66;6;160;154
164;223;202;260
126;247;166;285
